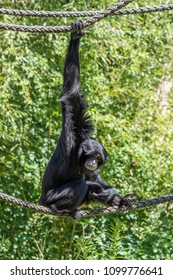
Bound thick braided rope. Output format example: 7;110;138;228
0;4;173;17
1;3;172;33
0;0;133;33
113;4;173;16
0;23;71;33
0;4;172;18
0;0;132;18
83;0;133;29
0;192;69;217
0;192;173;218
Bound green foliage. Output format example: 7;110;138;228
0;0;173;259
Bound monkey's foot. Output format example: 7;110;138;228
120;194;137;207
70;209;81;220
71;20;84;38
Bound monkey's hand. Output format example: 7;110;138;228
71;20;85;39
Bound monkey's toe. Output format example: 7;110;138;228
70;209;81;220
120;194;137;207
111;194;122;207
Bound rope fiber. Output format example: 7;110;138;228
0;192;173;219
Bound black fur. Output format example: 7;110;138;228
40;21;136;219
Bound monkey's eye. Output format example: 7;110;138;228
96;154;102;161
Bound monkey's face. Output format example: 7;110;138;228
78;139;108;174
84;156;99;172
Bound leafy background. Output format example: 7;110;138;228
0;0;173;259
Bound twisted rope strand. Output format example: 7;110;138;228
0;0;133;33
113;4;173;16
0;4;172;18
0;3;172;33
0;192;70;217
83;0;133;29
0;23;71;33
0;0;132;18
0;192;173;218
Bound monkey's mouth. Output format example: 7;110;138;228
84;159;98;171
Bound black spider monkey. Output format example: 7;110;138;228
40;21;136;219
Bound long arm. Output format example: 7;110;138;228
62;32;81;94
60;21;93;156
61;20;84;95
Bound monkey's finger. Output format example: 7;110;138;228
71;20;84;32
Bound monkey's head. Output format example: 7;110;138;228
78;139;108;174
